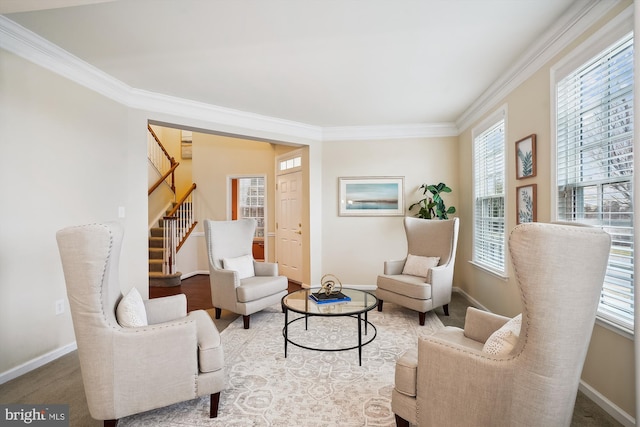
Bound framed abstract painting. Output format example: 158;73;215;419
338;177;404;216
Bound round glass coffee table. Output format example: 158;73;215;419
282;288;378;366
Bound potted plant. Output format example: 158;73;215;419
409;182;456;219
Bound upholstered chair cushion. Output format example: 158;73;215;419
377;275;431;299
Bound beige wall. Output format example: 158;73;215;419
0;49;148;374
192;133;281;265
321;137;459;286
455;2;635;417
150;125;194;196
0;2;635;419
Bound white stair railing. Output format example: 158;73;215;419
147;124;177;195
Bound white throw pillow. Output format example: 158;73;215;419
116;287;148;328
402;254;440;280
482;314;522;356
222;254;255;279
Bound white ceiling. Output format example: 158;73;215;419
3;0;581;128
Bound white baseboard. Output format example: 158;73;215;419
180;270;208;279
0;342;77;385
452;287;489;311
579;381;635;427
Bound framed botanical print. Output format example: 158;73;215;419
516;134;536;179
516;184;537;224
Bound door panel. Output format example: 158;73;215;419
276;171;303;283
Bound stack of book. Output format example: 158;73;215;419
309;291;351;304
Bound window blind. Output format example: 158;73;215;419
556;32;634;331
474;120;506;273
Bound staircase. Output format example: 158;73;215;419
147;124;197;288
149;216;182;287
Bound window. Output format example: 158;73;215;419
473;113;506;275
235;177;265;238
279;156;301;171
555;32;634;332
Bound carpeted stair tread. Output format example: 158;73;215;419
150;227;164;237
149;237;164;248
149;259;163;272
149;248;163;259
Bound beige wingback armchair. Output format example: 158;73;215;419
56;223;225;427
204;218;288;329
392;222;611;427
377;217;459;325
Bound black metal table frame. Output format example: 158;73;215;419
282;290;378;366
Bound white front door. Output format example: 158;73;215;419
276;170;303;283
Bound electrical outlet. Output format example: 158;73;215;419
55;299;65;315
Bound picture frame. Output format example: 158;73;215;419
516;184;537;224
515;134;536;179
181;142;192;159
338;177;404;216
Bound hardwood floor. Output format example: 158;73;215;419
149;274;301;312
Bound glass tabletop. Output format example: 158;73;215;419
283;288;378;316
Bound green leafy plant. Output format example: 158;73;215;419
517;148;533;177
409;182;456;220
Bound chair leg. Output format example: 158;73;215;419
443;304;449;316
395;414;410;427
104;420;118;427
377;300;384;311
210;392;221;418
214;308;221;319
419;312;426;326
243;315;250;329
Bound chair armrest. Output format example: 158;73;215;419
429;264;455;307
254;260;278;276
416;335;515;426
108;319;199;417
144;294;187;324
211;268;239;288
384;259;406;275
463;307;511;343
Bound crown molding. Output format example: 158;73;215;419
129;88;324;141
1;1;625;142
0;15;324;141
0;15;132;101
456;0;622;132
322;122;458;141
0;15;448;142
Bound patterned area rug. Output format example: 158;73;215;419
119;303;443;426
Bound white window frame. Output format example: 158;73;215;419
227;174;268;239
471;106;508;278
551;7;634;335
